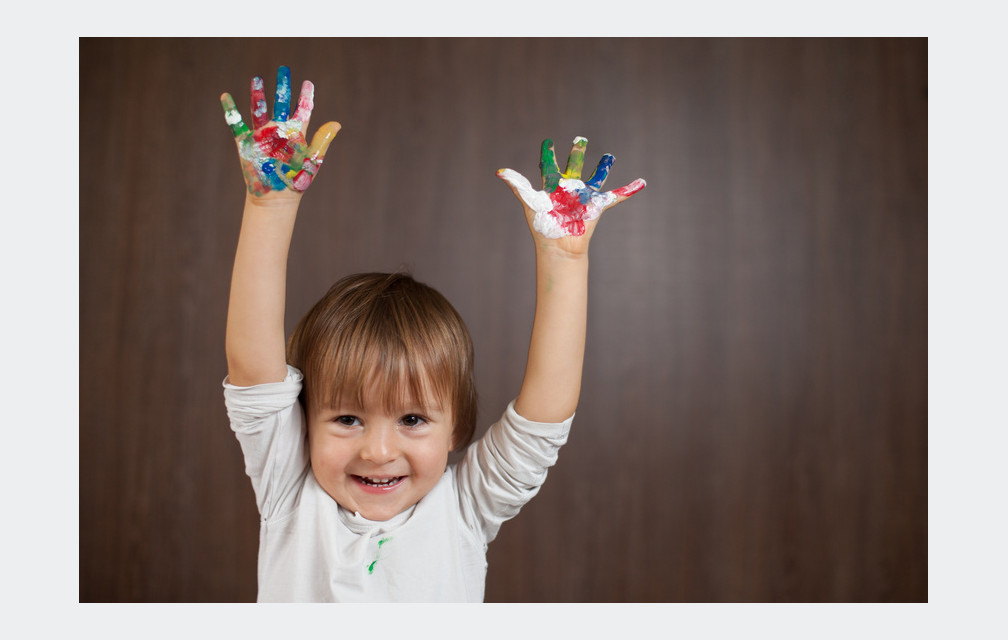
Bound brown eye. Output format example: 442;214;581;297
400;414;426;428
335;415;360;426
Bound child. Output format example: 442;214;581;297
220;65;645;602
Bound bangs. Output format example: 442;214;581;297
288;272;478;448
316;338;450;416
300;275;458;416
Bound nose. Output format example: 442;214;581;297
359;426;397;464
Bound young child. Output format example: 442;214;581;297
220;65;645;602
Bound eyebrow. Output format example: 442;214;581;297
321;392;442;414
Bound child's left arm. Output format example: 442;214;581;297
497;137;646;423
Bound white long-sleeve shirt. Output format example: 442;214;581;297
223;366;572;602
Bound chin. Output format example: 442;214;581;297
357;503;408;521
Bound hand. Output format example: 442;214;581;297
220;65;341;197
497;136;645;252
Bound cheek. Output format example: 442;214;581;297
410;436;453;475
309;432;353;472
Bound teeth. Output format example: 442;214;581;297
361;476;401;486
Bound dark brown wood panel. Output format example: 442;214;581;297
80;37;926;602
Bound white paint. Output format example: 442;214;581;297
497;168;552;211
498;169;618;239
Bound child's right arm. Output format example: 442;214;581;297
221;66;341;387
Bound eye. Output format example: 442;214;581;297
333;415;361;427
399;414;427;429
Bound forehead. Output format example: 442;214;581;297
319;363;448;414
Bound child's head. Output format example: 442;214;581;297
286;272;478;518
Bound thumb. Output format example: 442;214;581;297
497;168;551;213
291;121;342;192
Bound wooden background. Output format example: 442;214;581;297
79;37;926;602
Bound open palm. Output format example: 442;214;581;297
497;136;645;253
220;65;340;196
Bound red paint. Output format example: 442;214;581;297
292;166;314;191
612;179;646;198
548;187;589;236
291;81;314;123
250;77;268;129
253;125;302;162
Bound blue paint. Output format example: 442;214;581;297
274;66;291;122
584;154;614;190
261;160;287;190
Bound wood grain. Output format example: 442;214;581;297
79;38;926;602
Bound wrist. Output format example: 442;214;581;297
244;190;303;212
534;246;589;291
534;241;591;265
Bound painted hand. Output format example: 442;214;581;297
497;137;646;239
220;65;341;196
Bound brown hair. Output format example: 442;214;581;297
286;272;478;449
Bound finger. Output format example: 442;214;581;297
290;80;315;128
304;121;341;162
539;139;561;192
292;121;342;191
250;76;269;129
497;168;552;213
220;92;250;138
609;178;647;204
562;136;588;180
584;154;614;191
273;65;292;122
586;178;646;218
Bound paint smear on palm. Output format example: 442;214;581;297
220;67;337;195
499;136;646;238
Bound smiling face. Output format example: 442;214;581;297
286;273;480;519
307;377;455;521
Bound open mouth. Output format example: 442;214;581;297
354;475;405;489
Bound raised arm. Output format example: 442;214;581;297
222;65;341;386
497;137;645;423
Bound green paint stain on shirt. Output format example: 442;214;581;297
367;537;392;575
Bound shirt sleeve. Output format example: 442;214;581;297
222;365;310;521
453;399;573;544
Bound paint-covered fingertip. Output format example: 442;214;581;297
315;123;342;146
613;178;647;198
307;121;342;160
496;168;527;186
573;136;588;145
318;120;342;135
220;92;235;105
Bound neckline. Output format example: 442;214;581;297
339;503;416;535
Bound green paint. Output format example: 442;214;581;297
540;139;561;191
220;93;250;138
367;537;392;575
